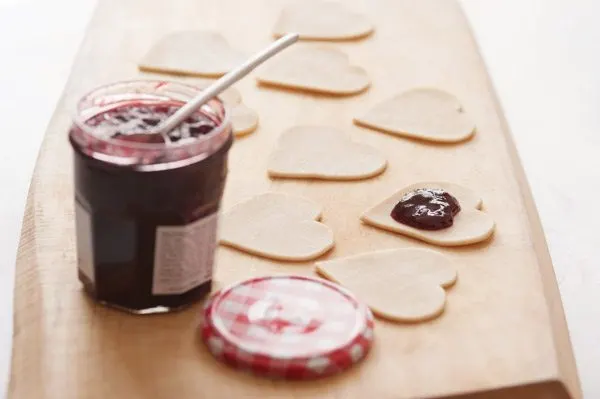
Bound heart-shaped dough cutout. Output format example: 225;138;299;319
230;104;259;137
256;46;370;95
219;192;334;261
180;78;242;105
268;126;387;180
189;80;258;137
139;31;246;78
273;0;374;41
315;248;457;322
361;181;495;246
167;77;242;104
354;88;476;143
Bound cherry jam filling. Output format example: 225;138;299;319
84;102;219;145
390;188;461;230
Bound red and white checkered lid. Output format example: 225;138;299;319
201;275;374;379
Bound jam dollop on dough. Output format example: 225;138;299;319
390;188;461;230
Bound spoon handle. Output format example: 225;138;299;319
158;33;299;135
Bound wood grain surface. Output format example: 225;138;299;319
8;0;582;398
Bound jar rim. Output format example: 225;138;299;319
71;79;232;152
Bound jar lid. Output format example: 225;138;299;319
201;275;374;379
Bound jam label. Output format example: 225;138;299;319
152;212;218;295
74;202;95;284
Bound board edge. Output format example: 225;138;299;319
456;2;582;398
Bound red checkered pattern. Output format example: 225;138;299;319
201;275;374;379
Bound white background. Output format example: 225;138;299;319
0;0;598;397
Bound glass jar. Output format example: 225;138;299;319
69;80;233;314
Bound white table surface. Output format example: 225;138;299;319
1;0;598;397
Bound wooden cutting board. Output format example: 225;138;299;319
8;0;582;398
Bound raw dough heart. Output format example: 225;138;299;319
183;78;242;105
219;192;334;261
315;248;457;322
230;104;259;137
273;0;374;41
256;46;370;95
190;80;258;137
138;31;246;77
216;86;242;105
361;182;495;246
354;88;476;143
268;126;387;180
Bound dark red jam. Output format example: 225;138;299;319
70;100;232;314
390;188;461;230
85;102;218;145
